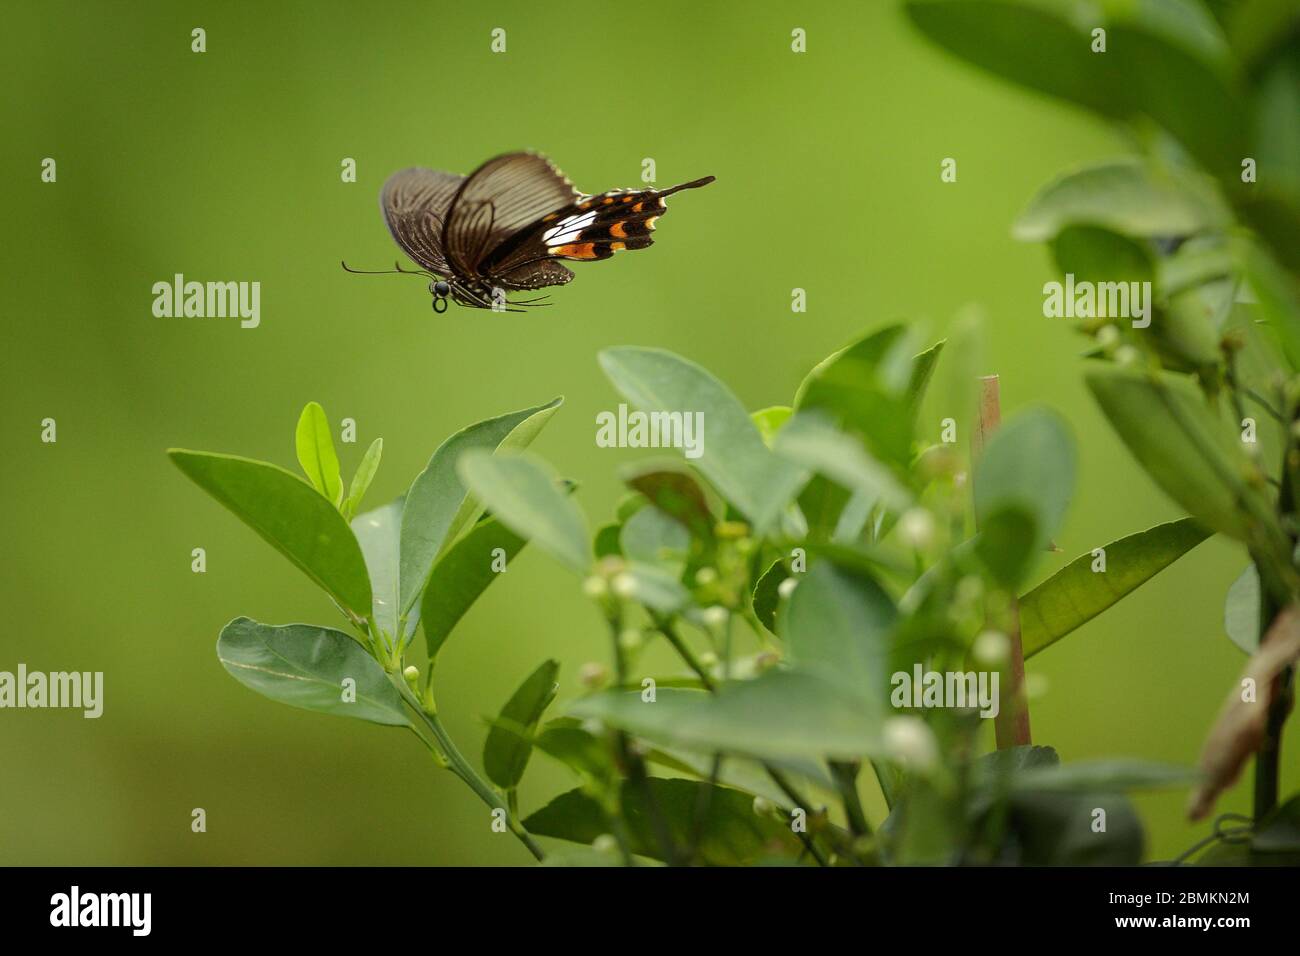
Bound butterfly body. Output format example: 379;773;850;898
365;151;714;311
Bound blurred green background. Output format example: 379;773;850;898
2;0;1293;865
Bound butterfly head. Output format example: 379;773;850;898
429;280;451;313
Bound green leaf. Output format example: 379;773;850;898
1014;159;1230;243
775;411;912;513
781;560;895;703
421;515;526;661
570;674;882;764
483;659;560;790
1224;563;1260;654
905;0;1245;172
750;405;792;446
351;498;410;642
619;504;690;573
169;450;372;617
295;402;344;505
623;465;715;541
599;347;805;532
613;562;691;614
1085;365;1270;541
975;506;1040;590
458;450;590;573
793;324;918;468
1011;759;1197;793
751;558;789;633
594;522;622;558
216;617;408;726
1051;225;1154;287
973;407;1075;553
343;437;383;520
532;717;615;783
399;398;562;615
523;778;802;865
1005;791;1144;865
907;339;944;413
1020;517;1212;658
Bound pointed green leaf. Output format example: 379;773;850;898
1224;564;1260;655
1020;518;1212;658
483;659;560;790
751;405;792;446
1085;365;1270;541
1014;159;1230;243
793;324;918;467
343;437;383;520
399;397;562;615
295;402;344;505
751;558;789;633
457;450;590;573
169;450;372;617
216;617;408;726
599;347;805;532
421;515;526;661
351;498;412;643
905;0;1244;172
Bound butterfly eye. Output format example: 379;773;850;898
434;280;450;297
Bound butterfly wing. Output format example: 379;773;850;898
381;167;465;275
484;177;716;290
442;152;581;279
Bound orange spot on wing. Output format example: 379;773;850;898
611;241;626;252
552;242;598;259
602;196;614;204
632;201;644;213
610;222;628;238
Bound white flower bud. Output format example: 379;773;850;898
777;577;799;600
694;567;719;586
592;834;618;854
883;716;939;774
701;605;729;629
611;573;637;598
972;629;1010;667
582;576;608;598
896;507;936;551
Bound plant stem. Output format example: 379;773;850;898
396;680;545;862
971;375;1032;749
654;618;832;866
829;760;871;838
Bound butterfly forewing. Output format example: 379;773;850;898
443;152;579;277
380;168;465;275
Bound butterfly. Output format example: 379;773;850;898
343;151;715;312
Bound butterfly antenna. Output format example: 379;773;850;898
340;259;436;279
